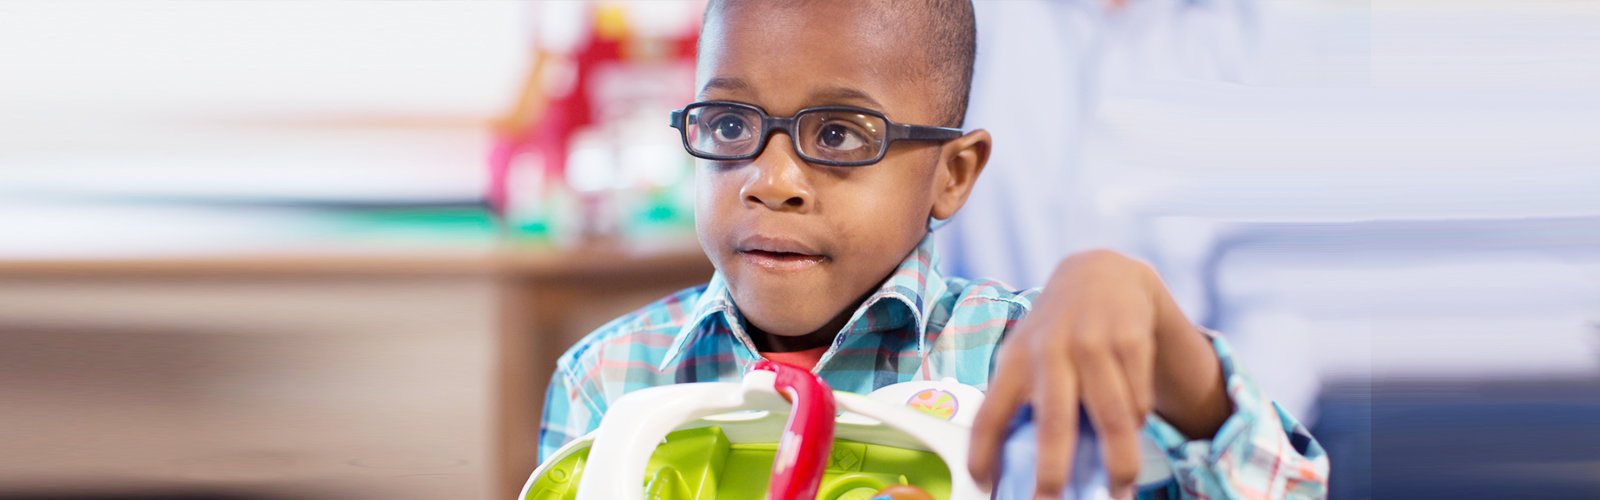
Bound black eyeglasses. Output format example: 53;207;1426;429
668;100;963;167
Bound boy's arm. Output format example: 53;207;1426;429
968;249;1328;500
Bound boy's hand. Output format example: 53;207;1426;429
967;250;1231;499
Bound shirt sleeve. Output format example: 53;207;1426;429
537;359;606;464
1140;329;1330;500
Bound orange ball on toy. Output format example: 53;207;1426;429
868;484;936;500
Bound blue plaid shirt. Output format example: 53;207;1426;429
540;236;1328;499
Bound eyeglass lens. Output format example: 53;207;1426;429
684;104;888;163
685;105;763;158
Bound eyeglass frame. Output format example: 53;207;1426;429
668;100;965;167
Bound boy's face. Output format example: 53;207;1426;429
693;1;986;338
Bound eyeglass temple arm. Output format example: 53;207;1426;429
669;110;684;129
892;123;965;141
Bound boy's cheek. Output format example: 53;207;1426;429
692;170;735;254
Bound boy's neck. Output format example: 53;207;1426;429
747;321;837;353
745;287;875;353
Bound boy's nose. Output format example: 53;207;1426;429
741;134;814;212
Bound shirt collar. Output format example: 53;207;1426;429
658;234;949;370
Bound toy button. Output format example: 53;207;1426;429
827;443;867;472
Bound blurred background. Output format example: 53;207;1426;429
2;1;1597;500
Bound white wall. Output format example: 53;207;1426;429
0;1;533;257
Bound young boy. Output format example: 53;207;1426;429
540;1;1328;499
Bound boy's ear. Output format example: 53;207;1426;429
930;129;992;221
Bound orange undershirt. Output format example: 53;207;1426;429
760;346;830;371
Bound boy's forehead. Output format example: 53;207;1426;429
695;0;936;122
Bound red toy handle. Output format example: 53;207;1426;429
751;360;836;500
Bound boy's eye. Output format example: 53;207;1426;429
710;115;753;142
816;122;867;151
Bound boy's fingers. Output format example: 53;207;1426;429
968;336;1031;491
1077;338;1143;498
1031;345;1078;500
1120;332;1157;418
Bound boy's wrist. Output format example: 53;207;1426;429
1150;290;1231;440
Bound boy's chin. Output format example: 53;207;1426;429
736;299;842;338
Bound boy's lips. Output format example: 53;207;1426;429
735;235;826;272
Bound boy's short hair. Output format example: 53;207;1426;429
701;0;978;128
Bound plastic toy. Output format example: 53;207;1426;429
519;361;1167;500
867;484;936;500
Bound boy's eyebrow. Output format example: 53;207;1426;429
699;77;752;98
808;86;885;112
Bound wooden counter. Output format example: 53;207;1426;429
0;245;715;500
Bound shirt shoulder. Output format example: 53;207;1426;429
553;284;707;381
937;276;1039;324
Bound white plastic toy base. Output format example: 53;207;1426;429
519;375;1174;500
522;374;989;500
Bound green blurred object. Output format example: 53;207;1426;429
319;207;497;244
626;185;696;239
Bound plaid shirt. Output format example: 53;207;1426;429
540;236;1329;499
